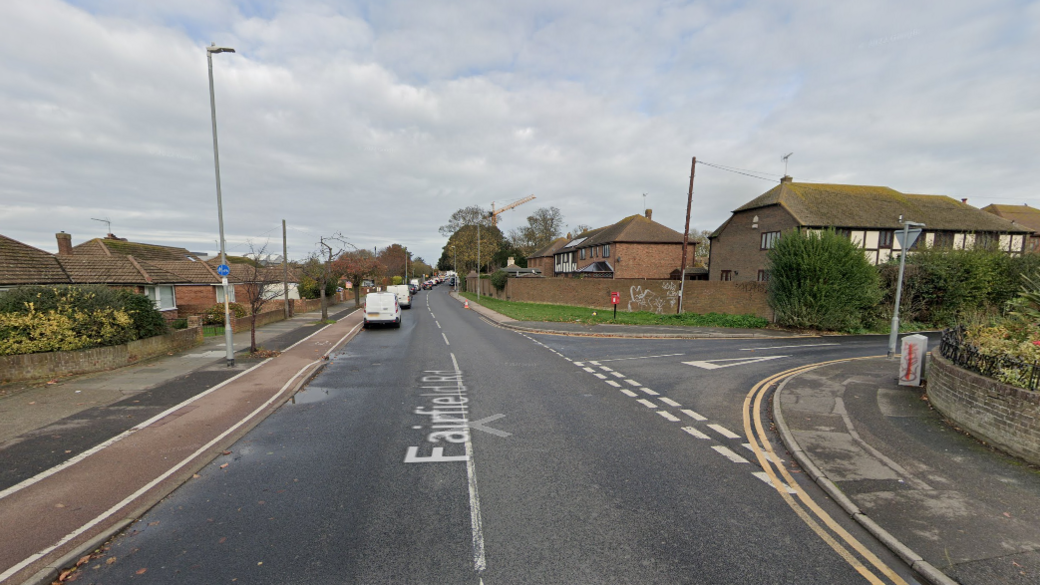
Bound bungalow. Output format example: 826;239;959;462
980;204;1040;253
551;210;696;279
708;178;1032;282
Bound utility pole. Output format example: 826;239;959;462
477;221;481;301
282;219;290;319
677;157;696;314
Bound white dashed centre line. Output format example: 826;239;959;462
442;333;450;346
583;367;596;373
681;409;707;421
656;411;680;422
707;423;741;440
639;388;660;396
659;397;682;408
588;361;601;366
712;445;749;464
599;366;613;372
682;426;711;440
620;389;638;397
606;380;621;388
610;372;626;378
594;373;608;380
436;322;441;328
636;398;657;409
624;379;642;387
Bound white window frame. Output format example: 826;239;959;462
144;285;177;311
215;285;236;303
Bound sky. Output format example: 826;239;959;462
1;0;1038;265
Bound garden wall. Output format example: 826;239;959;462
928;353;1040;466
0;327;204;385
467;276;772;320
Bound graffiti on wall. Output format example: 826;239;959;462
628;282;680;314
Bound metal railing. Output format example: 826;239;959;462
939;326;1040;392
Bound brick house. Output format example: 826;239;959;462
1;232;186;318
709;178;1032;282
525;237;567;276
551;210;696;279
980;204;1040;253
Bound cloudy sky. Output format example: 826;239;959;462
1;0;1037;264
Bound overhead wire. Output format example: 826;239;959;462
697;160;781;183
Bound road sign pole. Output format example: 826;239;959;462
888;221;925;357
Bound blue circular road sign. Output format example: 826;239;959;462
217;264;230;277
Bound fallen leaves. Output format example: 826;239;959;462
219;463;229;469
106;557;117;565
136;568;147;575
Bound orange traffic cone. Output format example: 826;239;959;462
464;301;470;309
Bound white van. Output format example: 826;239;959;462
363;292;401;328
388;284;411;309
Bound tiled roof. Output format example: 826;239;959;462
0;235;71;285
147;261;221;284
72;237;199;262
527;237;569;259
557;216;685;253
732;182;1030;233
57;256;184;285
981;204;1040;233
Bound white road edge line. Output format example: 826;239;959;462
0;319;363;503
0;357;328;582
451;352;487;573
712;445;749;464
659;397;682;408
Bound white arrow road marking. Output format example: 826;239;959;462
468;414;511;438
682;355;789;370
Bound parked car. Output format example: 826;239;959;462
408;283;419;295
422;281;433;290
388;284;411;309
363;292;401;328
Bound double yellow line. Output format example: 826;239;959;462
742;358;908;585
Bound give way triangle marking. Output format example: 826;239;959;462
683;355;789;370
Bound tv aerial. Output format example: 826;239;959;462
91;217;111;233
782;153;794;176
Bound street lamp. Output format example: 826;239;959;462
207;42;236;367
887;219;926;357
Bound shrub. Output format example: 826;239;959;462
392;276;403;285
205;302;248;325
0;284;121;315
298;276;337;299
170;318;189;330
116;290;167;338
767;229;881;331
0;301;135;356
490;270;509;291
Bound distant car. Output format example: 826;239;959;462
408;284;419;295
363;292;401;328
422;281;433;290
388;284;411;309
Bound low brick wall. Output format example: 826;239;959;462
928;353;1040;466
466;276;772;320
0;327;204;385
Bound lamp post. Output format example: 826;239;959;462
477;222;481;301
887;220;926;358
207;42;236;367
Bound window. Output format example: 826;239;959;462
144;285;177;310
757;270;769;282
580;248;586;260
603;244;610;257
760;231;780;250
932;232;954;249
215;285;236;303
878;230;894;249
720;270;733;281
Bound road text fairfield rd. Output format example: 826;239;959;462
404;370;470;463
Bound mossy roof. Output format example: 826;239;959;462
72;238;200;262
0;234;71;285
527;237;569;259
730;182;1030;233
557;215;686;253
980;204;1040;233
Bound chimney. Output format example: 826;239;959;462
961;198;968;204
507;256;515;266
645;209;653;220
566;232;572;239
780;175;793;183
56;232;73;256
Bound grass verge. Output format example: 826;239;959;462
459;292;768;328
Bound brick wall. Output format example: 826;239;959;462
0;327;204;385
614;242;695;279
709;206;799;282
466;276;772;319
928;353;1040;466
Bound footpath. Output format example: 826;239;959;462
459;293;1040;585
0;302;365;585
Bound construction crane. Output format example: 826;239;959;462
490;195;536;226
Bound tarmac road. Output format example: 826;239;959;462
81;286;925;584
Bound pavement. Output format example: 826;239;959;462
0;300;365;585
459;293;1040;585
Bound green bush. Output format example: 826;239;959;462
0;284;121;315
767;229;881;331
0;286;139;355
170;318;188;330
490;270;509;291
204;302;248;325
298;276;337;299
391;276;403;285
116;290;167;338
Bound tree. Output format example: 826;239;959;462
442;223;504;274
508;206;565;257
570;224;593;236
693;229;713;267
378;244;410;280
239;241;284;352
412;257;434;279
331;249;382;308
301;234;349;321
767;229;881;331
439;205;493;237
